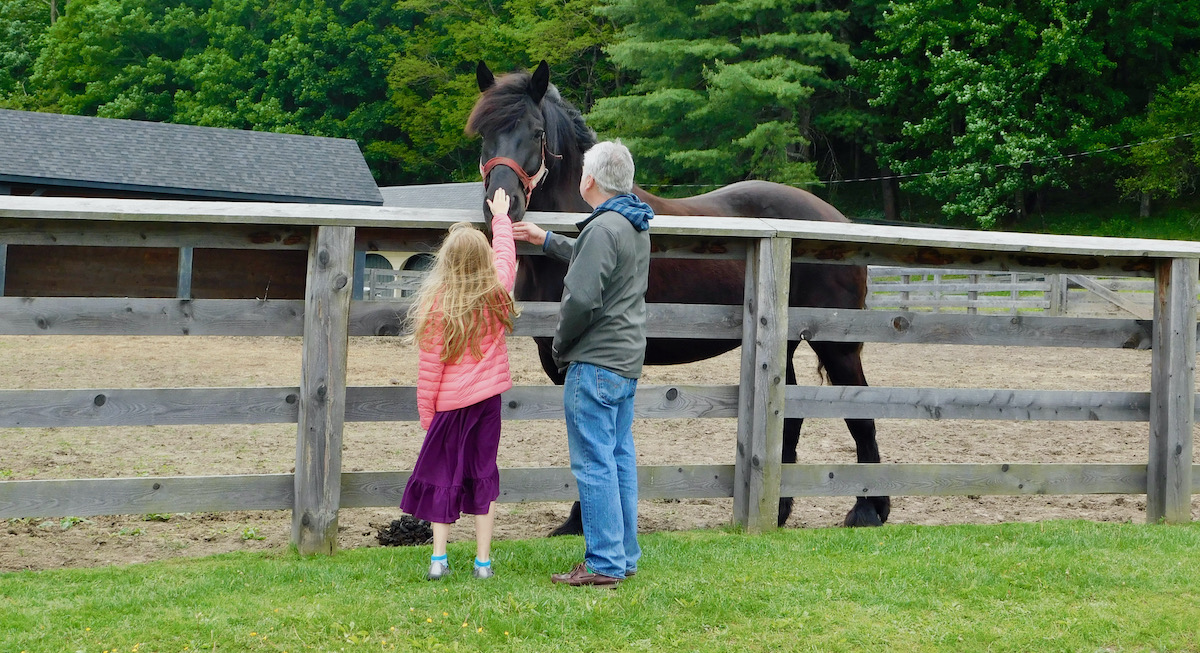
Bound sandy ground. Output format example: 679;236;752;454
2;334;1197;572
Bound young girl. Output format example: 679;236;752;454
401;189;518;580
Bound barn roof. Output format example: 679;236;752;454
0;108;383;205
380;182;484;210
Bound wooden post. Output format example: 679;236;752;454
1009;272;1019;316
1047;274;1064;316
967;273;979;315
292;225;355;554
177;247;193;299
933;272;942;314
1147;257;1197;523
352;250;366;301
734;237;790;532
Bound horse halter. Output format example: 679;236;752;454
479;136;558;205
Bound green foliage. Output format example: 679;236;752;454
0;0;51;104
4;523;1200;651
591;0;855;187
863;0;1200;228
383;0;617;183
13;0;407;181
3;0;1199;223
1118;76;1200;201
53;516;92;531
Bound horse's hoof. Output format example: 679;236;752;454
872;496;892;524
548;522;583;537
777;497;794;527
548;502;584;537
842;497;885;527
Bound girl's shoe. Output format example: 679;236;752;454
472;564;494;579
427;560;450;580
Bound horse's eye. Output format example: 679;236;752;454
534;129;545;140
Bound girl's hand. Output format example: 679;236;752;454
512;221;547;246
486;188;511;217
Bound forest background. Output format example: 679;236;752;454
3;0;1199;232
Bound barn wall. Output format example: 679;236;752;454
192;249;307;300
7;245;178;297
6;245;308;299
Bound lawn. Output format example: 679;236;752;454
2;520;1199;652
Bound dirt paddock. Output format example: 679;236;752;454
2;334;1198;572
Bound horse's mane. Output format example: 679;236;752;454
467;71;596;175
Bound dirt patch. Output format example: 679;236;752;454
2;334;1197;572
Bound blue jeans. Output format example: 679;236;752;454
563;362;640;579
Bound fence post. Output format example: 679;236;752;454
734;236;790;533
1147;257;1197;523
967;273;979;315
1047;274;1064;316
292;225;355;554
176;247;193;299
352;250;366;301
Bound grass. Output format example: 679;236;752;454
2;521;1200;652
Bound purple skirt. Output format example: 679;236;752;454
400;395;502;524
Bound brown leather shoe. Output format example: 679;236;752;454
550;563;621;587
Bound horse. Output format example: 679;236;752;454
468;60;890;533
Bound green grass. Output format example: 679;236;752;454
3;521;1200;652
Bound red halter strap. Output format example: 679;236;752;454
479;139;553;205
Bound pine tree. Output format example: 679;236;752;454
589;0;854;189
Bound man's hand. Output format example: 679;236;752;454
512;221;547;247
486;188;512;217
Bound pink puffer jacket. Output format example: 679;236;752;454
415;213;517;430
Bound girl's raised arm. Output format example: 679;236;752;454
486;189;517;292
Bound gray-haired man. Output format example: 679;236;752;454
512;141;653;587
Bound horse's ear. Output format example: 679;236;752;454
530;60;550;104
477;61;495;92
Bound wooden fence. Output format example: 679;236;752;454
1;196;1198;555
363;267;424;300
866;267;1186;318
371;264;1183;319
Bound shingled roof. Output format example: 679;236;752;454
379;182;484;210
0;108;383;205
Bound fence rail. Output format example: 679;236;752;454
864;266;1200;318
1;195;1198;553
368;265;1195;319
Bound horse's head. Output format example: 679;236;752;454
468;60;566;226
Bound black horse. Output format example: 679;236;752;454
468;61;889;532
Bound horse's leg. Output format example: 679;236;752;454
533;337;583;537
778;341;803;526
810;340;890;527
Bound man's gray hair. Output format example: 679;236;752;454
582;140;635;195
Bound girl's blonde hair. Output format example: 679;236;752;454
408;222;518;363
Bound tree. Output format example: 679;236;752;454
383;0;616;183
20;0;408;182
0;0;52;105
862;0;1200;227
587;0;855;188
1118;77;1200;212
44;0;67;25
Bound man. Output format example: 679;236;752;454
512;140;653;587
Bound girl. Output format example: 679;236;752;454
401;189;518;580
